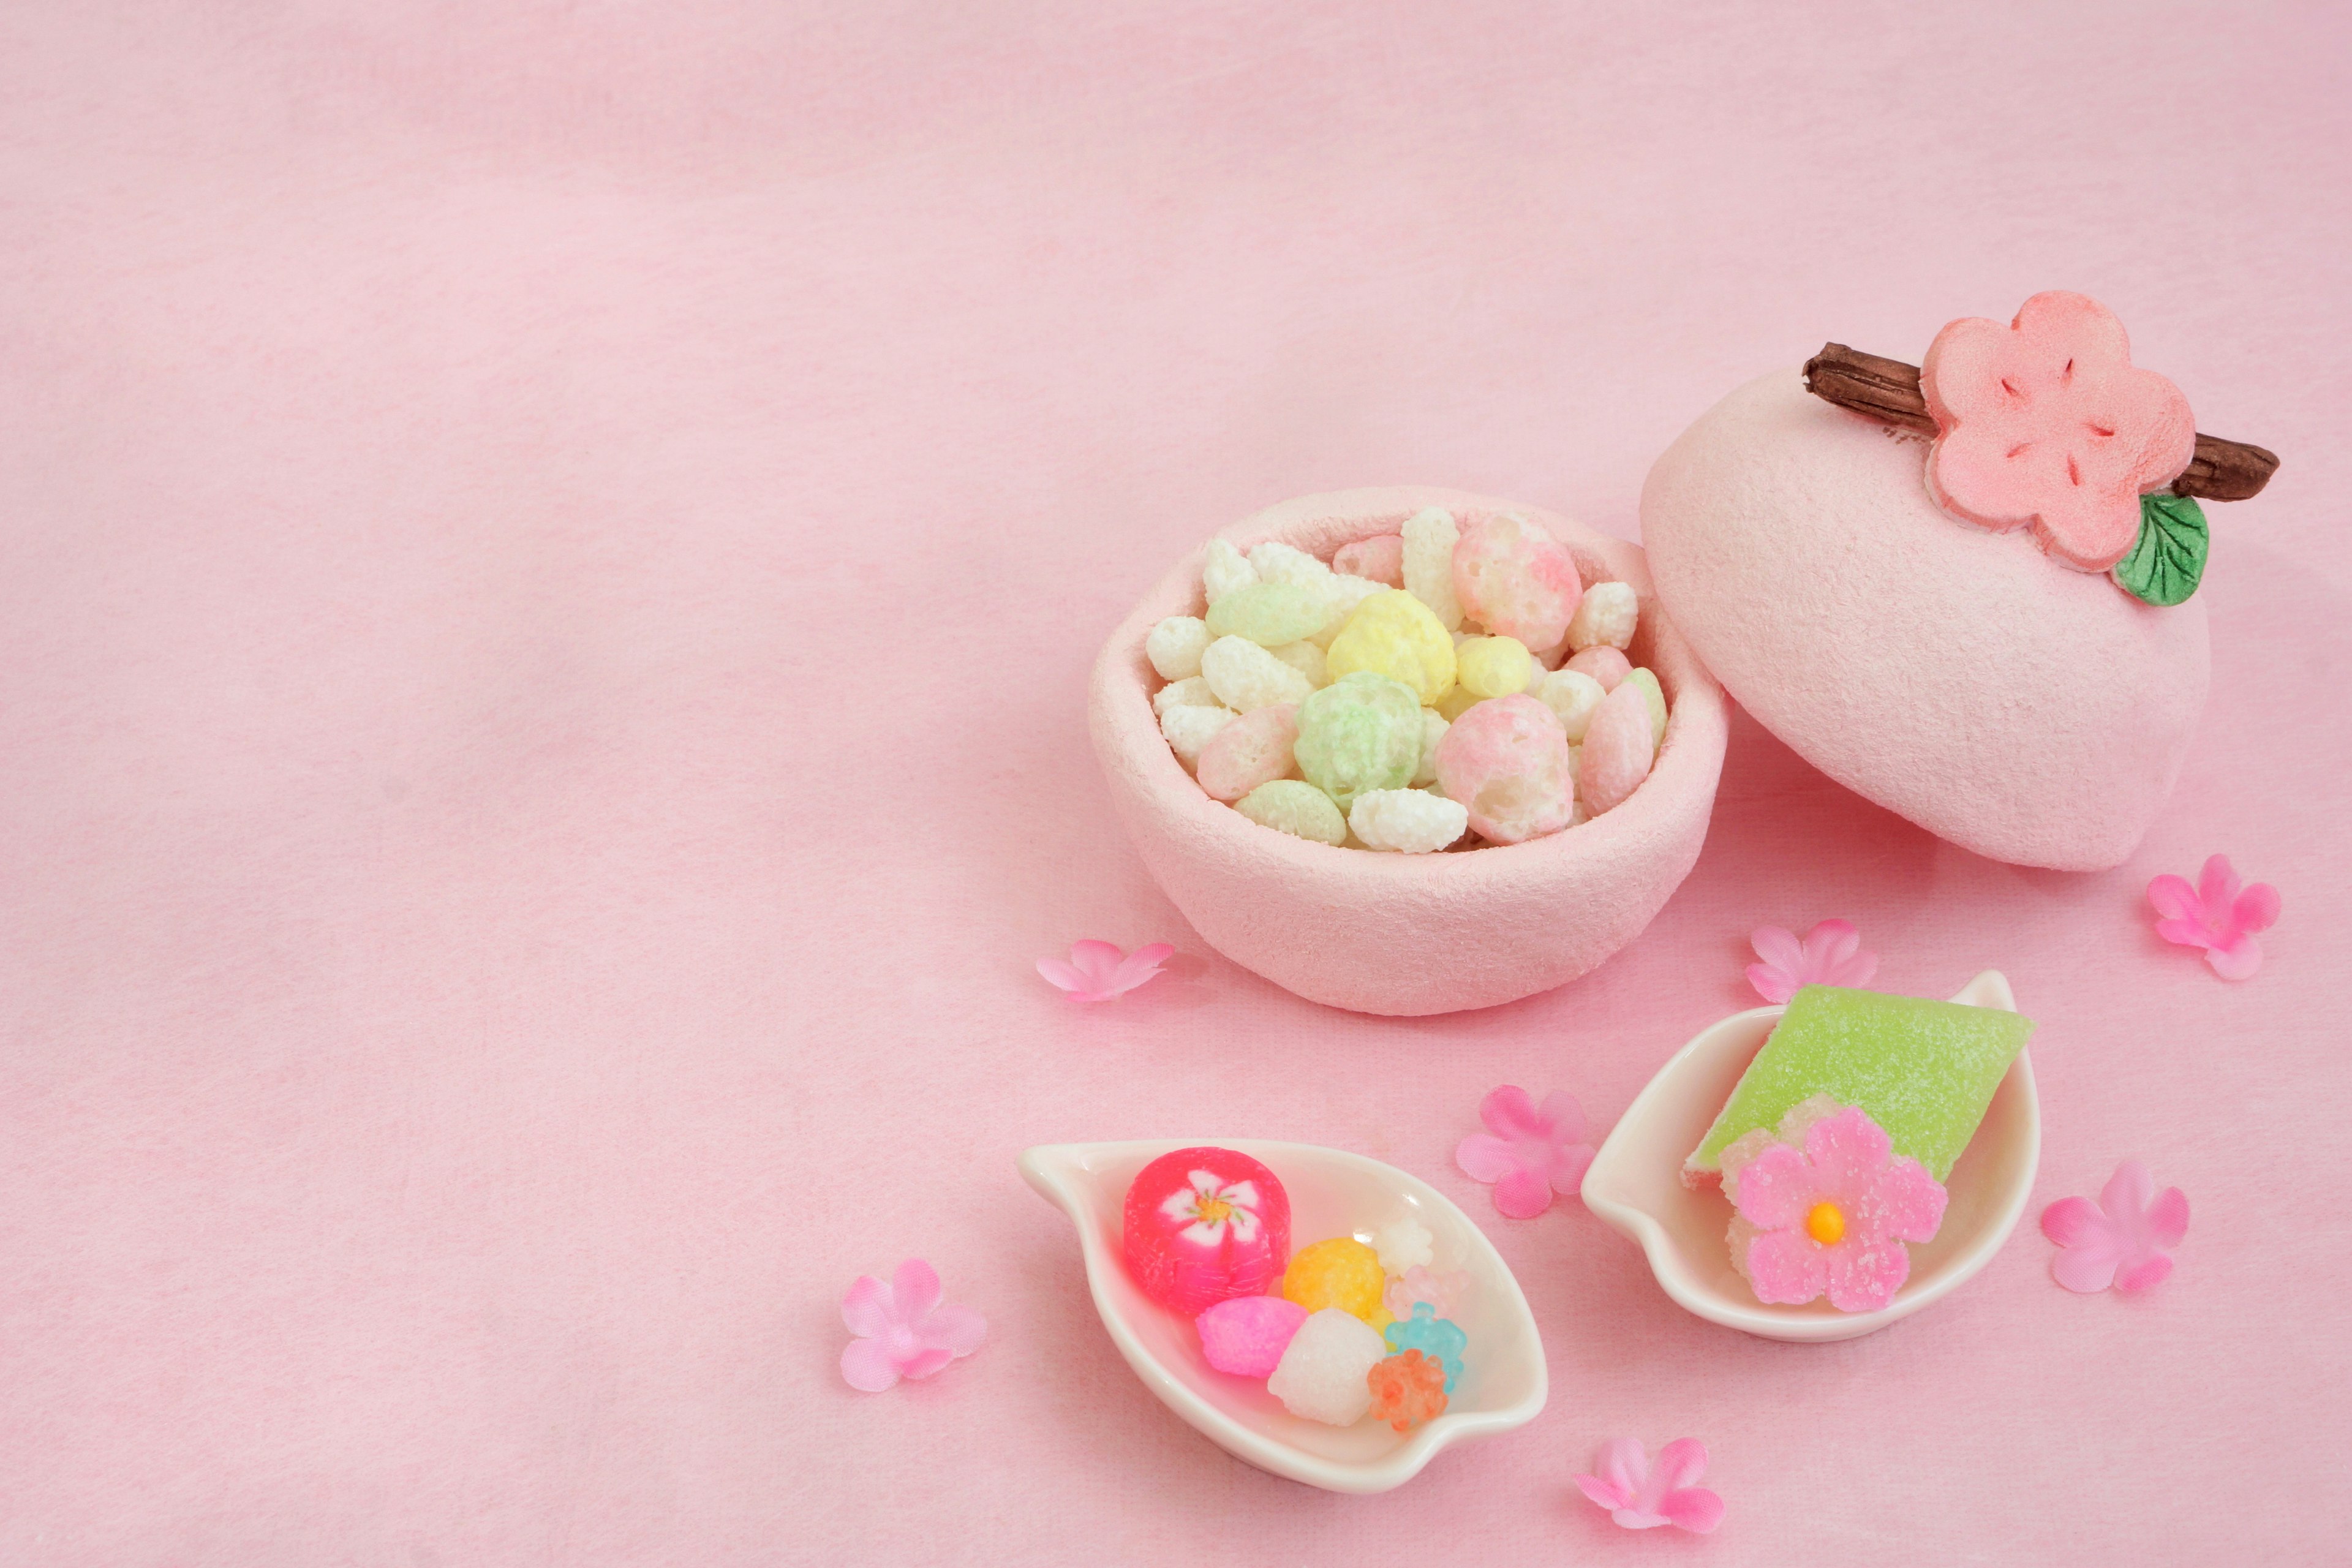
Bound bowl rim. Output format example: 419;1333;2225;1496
1090;486;1729;893
1019;1136;1550;1493
1578;970;2041;1343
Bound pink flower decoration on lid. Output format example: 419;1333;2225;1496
1745;918;1877;1003
839;1259;987;1392
2042;1160;2188;1294
2148;854;2279;980
1920;291;2196;571
1574;1438;1725;1534
1724;1103;1947;1313
1036;940;1174;1002
1455;1087;1594;1219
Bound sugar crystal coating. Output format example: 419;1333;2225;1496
1365;1349;1449;1433
1123;1147;1292;1316
1268;1308;1387;1425
1562;578;1638;650
1382;1302;1468;1392
1160;703;1237;770
1235;779;1348;845
1196;703;1300;803
1566;644;1631;690
1207;581;1330;647
1294;672;1423;810
1400;508;1465;631
1349;789;1469;854
1324;590;1457;704
1434;694;1576;844
1371;1216;1434;1273
1332;533;1405;586
1202;635;1316;712
1537;668;1607;741
1147;616;1213;680
1578;681;1654;814
1202;539;1256;605
1455;636;1535;701
1281;1236;1390;1326
1196;1293;1310;1378
1687;986;2035;1182
1452;512;1584;649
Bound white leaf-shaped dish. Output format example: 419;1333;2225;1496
1580;970;2039;1343
1019;1139;1548;1493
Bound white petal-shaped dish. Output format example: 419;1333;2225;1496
1019;1139;1547;1493
1580;971;2039;1343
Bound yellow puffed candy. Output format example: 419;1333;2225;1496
1282;1237;1390;1328
1325;590;1456;706
1455;636;1534;700
1435;686;1485;722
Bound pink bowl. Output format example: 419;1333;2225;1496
1088;487;1728;1016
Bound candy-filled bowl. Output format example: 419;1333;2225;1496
1580;970;2040;1343
1018;1139;1548;1493
1088;487;1728;1016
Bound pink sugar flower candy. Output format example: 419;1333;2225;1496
2147;854;2279;980
1746;918;1878;1003
1333;533;1406;587
1456;1086;1594;1219
840;1259;987;1392
1920;291;2196;572
2042;1159;2188;1294
1037;940;1174;1002
1726;1104;1947;1313
1574;1438;1726;1534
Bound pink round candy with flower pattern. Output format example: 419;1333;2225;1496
1566;645;1630;690
1452;513;1583;649
1123;1147;1292;1316
1433;694;1575;844
1579;680;1654;815
1332;533;1406;587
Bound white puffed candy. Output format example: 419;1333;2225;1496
1202;539;1257;605
1537;668;1608;741
1349;788;1471;854
1265;639;1329;688
1146;616;1212;680
1401;507;1464;631
1152;674;1219;720
1412;708;1447;786
1310;572;1390;647
1247;540;1334;591
1159;703;1235;770
1201;635;1315;712
1563;579;1638;650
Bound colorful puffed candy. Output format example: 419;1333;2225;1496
1123;1147;1292;1316
1196;1293;1310;1378
1282;1237;1390;1329
1382;1302;1468;1392
1578;681;1654;815
1293;673;1423;810
1432;694;1577;844
1452;512;1583;650
1365;1349;1449;1433
1325;590;1458;705
1267;1308;1387;1425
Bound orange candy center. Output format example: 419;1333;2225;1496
1805;1201;1846;1246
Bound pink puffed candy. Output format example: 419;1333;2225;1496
1432;694;1575;844
1580;680;1654;815
1452;513;1583;649
1332;533;1406;587
1196;702;1300;802
1566;645;1630;690
1196;1293;1310;1377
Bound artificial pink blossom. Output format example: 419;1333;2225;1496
1574;1438;1725;1534
2148;855;2279;981
1920;291;2196;572
2041;1160;2188;1295
1455;1087;1594;1219
1725;1103;1947;1313
1745;918;1878;1003
840;1259;987;1392
1036;940;1174;1002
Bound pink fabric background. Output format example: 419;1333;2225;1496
3;3;2345;1561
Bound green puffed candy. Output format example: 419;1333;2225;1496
1294;672;1421;810
1234;780;1348;845
1205;581;1330;648
1624;667;1667;748
1686;986;2034;1182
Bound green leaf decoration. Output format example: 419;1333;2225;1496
2112;492;2209;606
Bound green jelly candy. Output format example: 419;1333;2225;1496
1234;779;1347;845
1686;986;2034;1182
1206;581;1330;647
1623;667;1667;748
1294;672;1422;810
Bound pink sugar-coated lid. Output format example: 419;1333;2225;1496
1639;369;2208;871
1090;486;1727;1016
